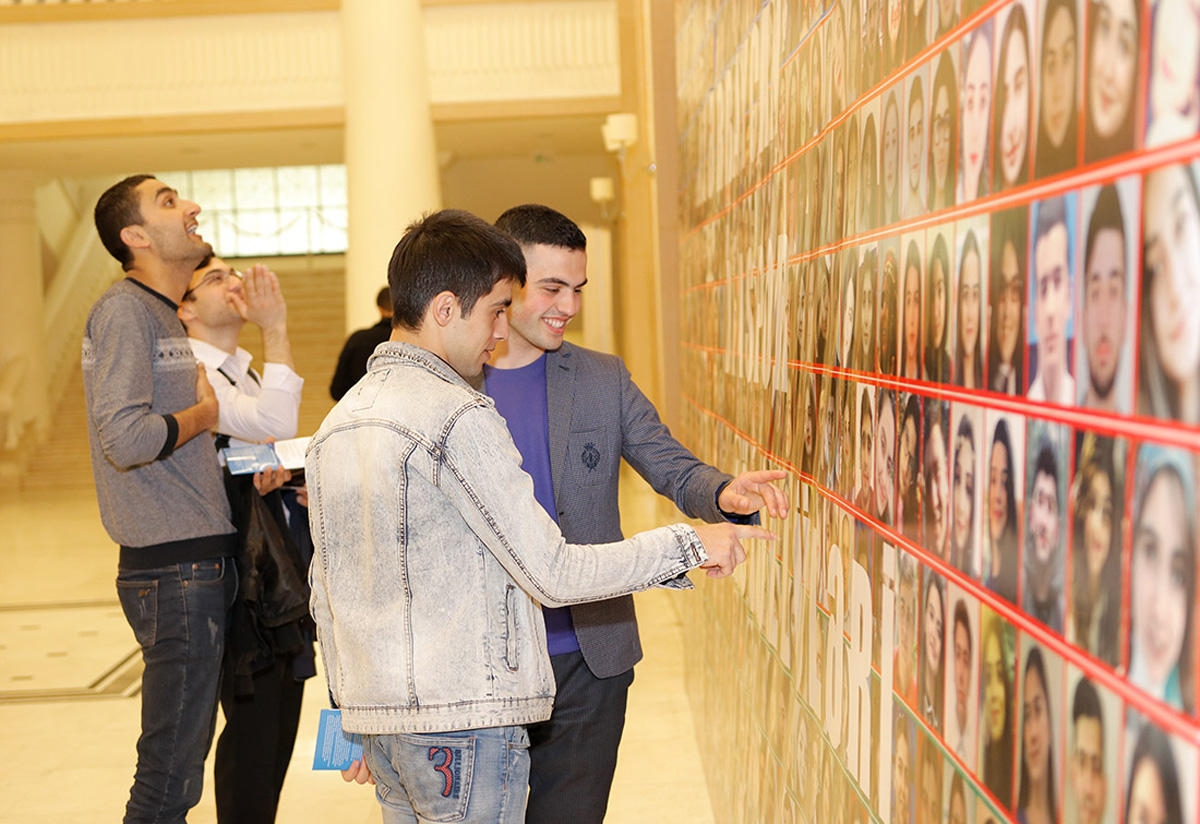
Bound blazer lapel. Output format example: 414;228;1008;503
546;346;576;501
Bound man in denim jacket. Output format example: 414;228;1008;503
306;209;767;823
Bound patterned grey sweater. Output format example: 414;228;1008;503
82;278;233;550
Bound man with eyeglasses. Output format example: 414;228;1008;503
178;255;308;823
85;175;236;822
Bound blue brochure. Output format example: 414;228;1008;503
312;708;364;770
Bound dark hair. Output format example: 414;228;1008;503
376;286;392;312
387;209;526;330
989;206;1029;391
862;113;879;231
926;233;952;381
921;571;947;730
957;228;984;387
923;398;950;547
952;412;977;569
1084;184;1126;289
1070;677;1104;752
494;203;587;251
1070;433;1122;665
1084;0;1140;162
953;599;972;656
981;614;1015;805
949;770;967;814
1034;195;1068;253
929;50;959;210
1034;0;1080;178
1034;441;1060;495
992;3;1032;191
880;250;899;375
882;91;901;224
1123;723;1184;824
960;22;994;201
901;240;923;377
1017;646;1058;817
900;394;922;536
94;174;155;271
988;418;1020;602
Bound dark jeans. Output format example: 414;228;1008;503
215;655;306;823
525;650;634;824
117;557;237;824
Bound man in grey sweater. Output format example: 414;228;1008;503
84;174;237;824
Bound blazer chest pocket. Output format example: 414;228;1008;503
564;428;615;488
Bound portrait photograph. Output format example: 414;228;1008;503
1083;0;1140;162
885;0;906;75
1063;665;1120;824
935;0;962;38
1129;442;1197;715
1023;419;1070;634
1034;0;1081;178
855;245;880;373
926;224;955;384
944;584;980;769
1016;639;1065;824
855;382;877;515
880;238;902;375
1146;0;1200;148
860;100;881;233
904;63;931;220
992;0;1034;192
881;86;904;226
929;47;961;212
1137;161;1200;426
983;409;1024;604
945;766;977;824
958;19;995;205
874;386;899;526
957;214;990;390
950;402;984;578
1066;430;1126;668
1027;193;1078;407
1122;714;1199;824
892;703;917;824
1076;177;1138;414
900;231;927;381
897;392;924;542
989;204;1029;395
896;552;921;710
920;568;948;736
979;604;1017;812
908;0;931;60
924;398;953;562
918;727;946;824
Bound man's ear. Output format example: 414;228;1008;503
177;300;196;326
429;291;460;328
119;224;150;252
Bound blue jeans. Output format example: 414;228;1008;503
365;726;530;823
117;557;237;824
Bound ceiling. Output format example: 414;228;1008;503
0;113;609;181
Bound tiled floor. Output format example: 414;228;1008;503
0;478;715;823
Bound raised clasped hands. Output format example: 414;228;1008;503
233;264;288;331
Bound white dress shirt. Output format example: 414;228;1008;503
188;337;303;448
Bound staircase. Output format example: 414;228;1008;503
18;256;349;492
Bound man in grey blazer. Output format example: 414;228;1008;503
489;205;789;823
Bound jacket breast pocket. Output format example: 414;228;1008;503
564;428;615;488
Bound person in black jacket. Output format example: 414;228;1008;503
329;285;392;400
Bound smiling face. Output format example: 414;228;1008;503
960;245;983;357
953;431;977;555
130;178;211;271
1081;469;1114;584
1000;23;1031;184
1132;470;1191;690
507;244;586;360
962;35;993;198
1150;0;1200;129
924;583;945;678
954;619;971;728
1041;4;1078;148
1088;0;1138;138
1144;165;1200;385
445;279;513;379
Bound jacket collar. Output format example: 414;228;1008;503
368;341;474;391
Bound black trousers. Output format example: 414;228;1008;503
214;656;305;824
526;650;635;824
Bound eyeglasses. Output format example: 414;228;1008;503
183;267;242;301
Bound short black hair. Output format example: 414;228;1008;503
1034;441;1060;496
953;599;971;655
1035;195;1068;253
94;174;155;271
376;286;391;311
1084;184;1126;291
388;209;526;331
1071;677;1104;749
495;204;587;251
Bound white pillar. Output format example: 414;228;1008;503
341;0;441;333
0;171;48;448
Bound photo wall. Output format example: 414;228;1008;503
672;0;1200;821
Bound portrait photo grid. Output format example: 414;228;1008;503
673;0;1200;821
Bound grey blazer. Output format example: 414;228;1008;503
544;343;739;678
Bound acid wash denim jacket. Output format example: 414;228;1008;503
307;342;709;735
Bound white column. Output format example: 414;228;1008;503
341;0;441;333
0;171;48;448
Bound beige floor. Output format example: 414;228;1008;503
0;478;715;823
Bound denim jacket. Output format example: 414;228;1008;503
307;342;708;735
